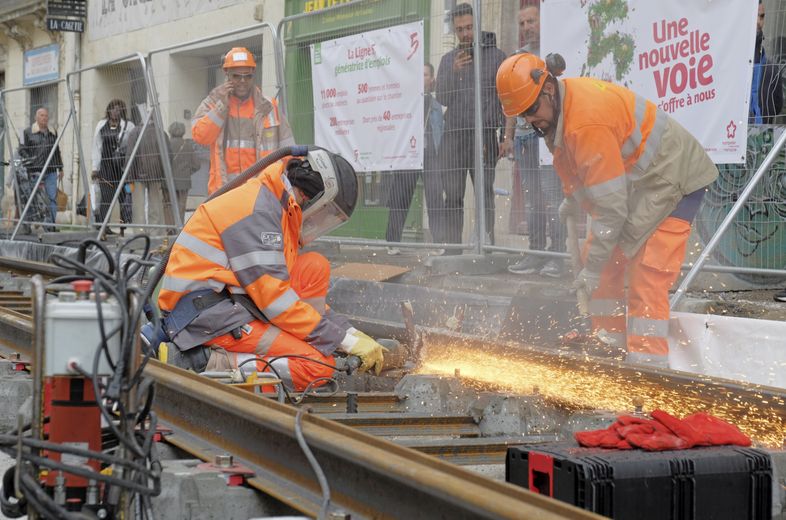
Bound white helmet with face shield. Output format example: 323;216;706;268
286;147;358;245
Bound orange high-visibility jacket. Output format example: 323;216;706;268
192;86;295;194
158;160;346;355
547;78;717;272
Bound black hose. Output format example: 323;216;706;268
0;466;25;518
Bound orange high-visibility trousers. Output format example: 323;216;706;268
206;251;336;391
589;216;692;360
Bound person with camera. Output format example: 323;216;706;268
435;3;506;248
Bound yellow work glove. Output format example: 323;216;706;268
340;329;389;375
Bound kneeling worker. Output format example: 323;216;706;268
496;54;718;367
157;148;386;390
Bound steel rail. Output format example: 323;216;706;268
0;256;69;277
321;412;481;437
1;302;785;443
421;331;786;414
398;436;560;466
286;392;406;414
148;361;595;520
419;331;786;448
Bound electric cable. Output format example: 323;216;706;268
293;378;340;406
10;234;164;518
235;354;348;405
294;407;331;520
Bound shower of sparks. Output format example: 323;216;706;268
418;338;785;448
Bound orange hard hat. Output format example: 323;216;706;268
223;47;256;69
496;53;548;117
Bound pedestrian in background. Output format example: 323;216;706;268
750;0;782;124
92;99;135;232
125;115;171;234
435;3;506;249
499;3;566;277
385;63;445;255
168;121;202;226
20;107;63;227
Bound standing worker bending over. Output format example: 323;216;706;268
158;148;386;390
193;47;295;194
496;54;718;367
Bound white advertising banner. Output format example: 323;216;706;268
88;0;237;41
311;21;424;172
542;0;757;164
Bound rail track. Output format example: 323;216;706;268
1;255;785;518
0;258;598;519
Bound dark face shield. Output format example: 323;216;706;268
298;149;355;245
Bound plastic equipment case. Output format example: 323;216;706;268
506;443;772;519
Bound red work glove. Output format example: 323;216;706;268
614;414;688;451
575;427;632;449
575;410;751;451
651;409;751;448
650;410;701;447
682;412;751;447
626;430;690;451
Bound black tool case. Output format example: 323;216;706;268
506;443;772;519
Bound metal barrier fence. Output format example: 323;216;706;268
278;0;786;288
145;22;281;220
66;52;181;239
0;0;784;290
278;0;517;255
1;79;77;237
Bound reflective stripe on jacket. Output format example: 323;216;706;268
157;160;347;355
547;78;717;271
192;86;295;194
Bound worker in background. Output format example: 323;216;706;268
157;148;387;390
496;54;718;367
192;47;295;194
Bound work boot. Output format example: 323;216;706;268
539;258;565;278
774;288;786;302
507;255;547;275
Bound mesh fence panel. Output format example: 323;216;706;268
1;80;77;236
279;1;521;255
679;0;786;282
147;23;279;224
69;54;168;237
0;0;782;282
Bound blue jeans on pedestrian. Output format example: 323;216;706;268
41;171;58;224
514;134;565;252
